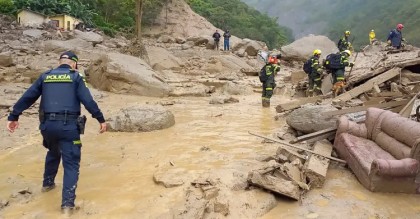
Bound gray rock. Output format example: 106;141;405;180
286;104;338;134
108;105;175;132
23;29;45;39
222;82;253;95
209;95;239;104
157;35;176;43
0;52;14;67
175;37;186;44
74;30;104;44
281;35;338;61
88;52;171;97
232;38;265;56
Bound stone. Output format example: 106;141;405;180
23;29;45;39
157;35;176;43
303;140;333;188
146;46;183;71
222;82;253;95
281;35;338;61
107;105;175;132
175;37;186;44
248;170;300;200
44;38;93;53
74;30;104;44
87;52;171;97
232;38;265;56
286;104;338;134
153;168;186;188
0;52;14;67
209;95;239;104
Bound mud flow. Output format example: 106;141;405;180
1;94;420;218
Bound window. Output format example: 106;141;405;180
67;21;70;31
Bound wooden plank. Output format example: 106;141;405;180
248;171;300;200
376;92;403;97
335;68;401;102
304;140;333;188
323;100;409;117
275;96;322;113
290;127;337;144
249;132;346;164
399;92;420;118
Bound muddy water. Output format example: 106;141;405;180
1;93;420;219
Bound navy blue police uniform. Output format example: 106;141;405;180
7;52;105;209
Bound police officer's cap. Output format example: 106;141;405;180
59;51;79;63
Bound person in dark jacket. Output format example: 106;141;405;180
6;51;107;215
212;30;221;50
387;24;404;49
332;50;354;96
223;30;231;51
307;49;323;97
338;31;353;52
261;54;281;107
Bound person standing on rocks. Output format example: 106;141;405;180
305;49;323;97
260;54;281;107
223;30;231;51
212;30;221;50
331;50;353;96
369;30;376;44
387;24;405;49
337;31;353;52
6;51;107;215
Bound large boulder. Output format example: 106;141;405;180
23;29;45;39
286;104;338;134
187;35;212;46
74;30;104;44
0;52;14;67
232;39;265;56
43;38;93;53
87;52;171;97
222;82;253;95
146;46;184;71
281;35;338;61
108;105;175;132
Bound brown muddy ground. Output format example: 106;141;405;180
0;92;420;219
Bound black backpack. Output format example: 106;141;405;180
259;65;274;82
324;53;343;70
303;59;312;74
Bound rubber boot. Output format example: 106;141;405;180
262;99;270;108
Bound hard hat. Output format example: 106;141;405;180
343;50;352;56
397;24;404;29
313;49;322;56
345;31;351;36
371;29;374;32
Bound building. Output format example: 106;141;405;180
49;14;82;31
17;9;46;27
17;9;82;31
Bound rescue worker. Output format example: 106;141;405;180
332;50;354;96
337;31;353;52
369;30;376;44
212;30;221;50
307;49;323;97
261;54;281;107
387;24;404;49
6;51;107;214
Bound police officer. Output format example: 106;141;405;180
6;51;107;214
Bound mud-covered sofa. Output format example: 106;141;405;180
334;107;420;193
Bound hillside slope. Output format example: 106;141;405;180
242;0;420;48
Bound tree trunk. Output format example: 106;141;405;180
135;0;144;39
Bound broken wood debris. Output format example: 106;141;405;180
249;132;346;164
290;127;337;144
275;96;322;113
303;140;333;188
323;99;410;117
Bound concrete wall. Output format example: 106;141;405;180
50;15;81;31
17;11;45;27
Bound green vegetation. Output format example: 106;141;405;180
187;0;293;48
242;0;420;48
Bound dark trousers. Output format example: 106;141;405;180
224;39;230;51
262;77;276;101
214;40;220;50
41;120;81;208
